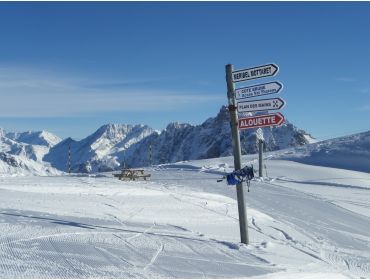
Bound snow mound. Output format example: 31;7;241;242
275;130;370;173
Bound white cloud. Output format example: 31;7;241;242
0;66;223;117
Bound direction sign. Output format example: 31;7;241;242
232;64;279;83
238;112;285;130
235;81;283;100
237;97;285;113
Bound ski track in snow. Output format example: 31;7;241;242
0;159;370;278
250;179;370;278
149;163;370;278
0;179;277;278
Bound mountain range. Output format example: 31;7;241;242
0;106;316;174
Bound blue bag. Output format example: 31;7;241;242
226;165;254;186
226;173;242;185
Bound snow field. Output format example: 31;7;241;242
0;175;277;278
0;156;370;278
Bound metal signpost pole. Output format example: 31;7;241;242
149;144;152;166
225;64;249;245
259;140;263;177
68;144;71;174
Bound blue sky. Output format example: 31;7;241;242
0;2;369;140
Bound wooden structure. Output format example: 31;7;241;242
113;168;151;181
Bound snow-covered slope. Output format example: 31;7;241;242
0;152;61;176
44;124;155;173
0;128;61;161
6;130;61;147
0;154;369;277
0;128;62;176
273;130;370;173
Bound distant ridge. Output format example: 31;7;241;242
123;106;315;168
1;106;316;174
276;130;370;173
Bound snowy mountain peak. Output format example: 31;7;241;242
1;106;317;174
165;122;191;130
0;129;62;171
44;123;156;173
94;123;130;138
88;123;154;151
5;130;61;147
121;106;316;168
90;123;152;144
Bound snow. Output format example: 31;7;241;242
44;124;155;173
0;152;62;176
275;130;370;173
1;106;314;173
0;128;62;176
1;148;370;278
5;130;61;147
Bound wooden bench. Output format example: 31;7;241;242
113;169;151;181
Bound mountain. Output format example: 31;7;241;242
5;130;61;147
0;129;61;162
44;124;155;173
0;152;61;176
0;129;62;176
1;109;369;176
0;107;316;174
123;106;315;168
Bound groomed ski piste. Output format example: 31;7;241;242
1;146;370;278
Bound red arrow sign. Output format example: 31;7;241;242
238;112;285;130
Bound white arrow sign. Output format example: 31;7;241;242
237;97;285;113
232;63;279;83
235;81;283;100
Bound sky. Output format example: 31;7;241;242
0;2;369;140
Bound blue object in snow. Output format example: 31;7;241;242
226;165;254;186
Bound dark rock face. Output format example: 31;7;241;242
0;152;20;168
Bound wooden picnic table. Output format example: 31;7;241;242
113;168;151;181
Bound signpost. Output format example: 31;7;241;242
225;64;249;245
232;63;279;82
238;112;285;130
235;81;283;100
237;97;285;113
256;128;264;177
225;62;284;245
